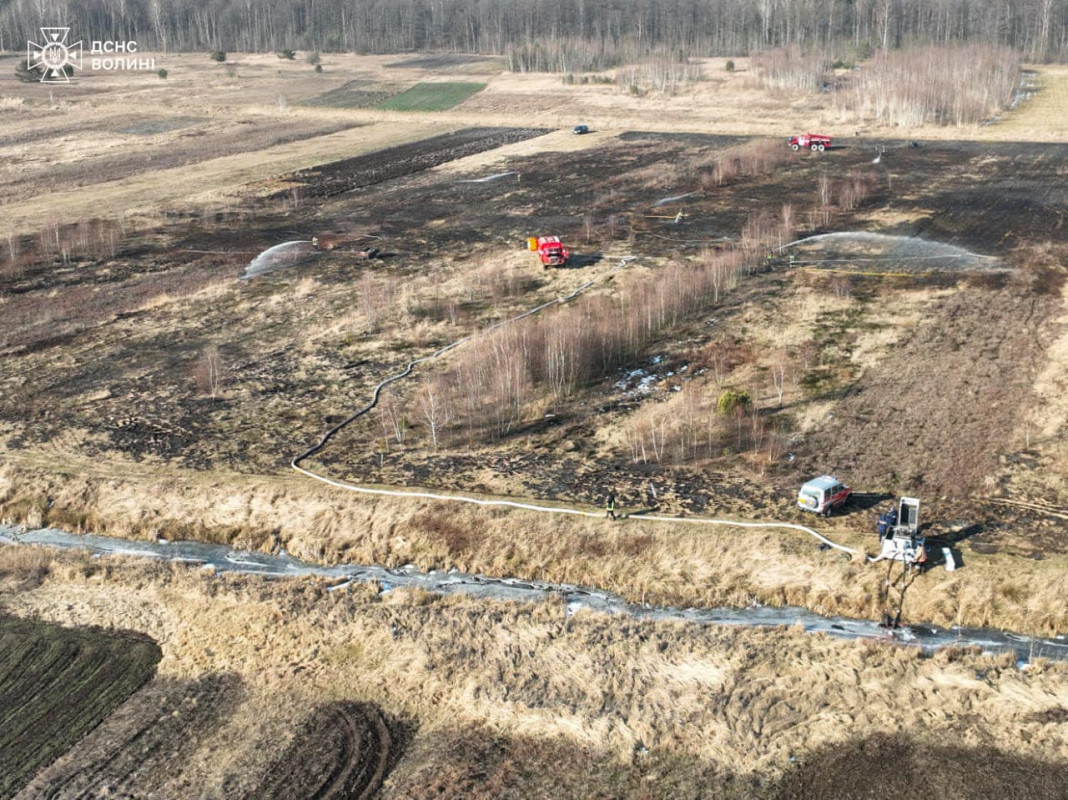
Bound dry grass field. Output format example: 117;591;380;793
1;49;1067;797
1;53;1065;237
2;550;1067;798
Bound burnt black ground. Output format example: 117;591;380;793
1;133;1066;554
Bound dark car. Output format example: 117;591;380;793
572;125;589;135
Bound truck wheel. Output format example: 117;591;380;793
818;143;826;152
823;506;832;518
811;143;820;152
791;143;800;151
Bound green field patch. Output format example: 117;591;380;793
0;616;161;798
377;82;486;111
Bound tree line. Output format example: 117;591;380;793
1;0;1066;63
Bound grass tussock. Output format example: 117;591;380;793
0;545;54;589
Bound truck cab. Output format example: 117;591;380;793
529;235;570;268
798;475;851;517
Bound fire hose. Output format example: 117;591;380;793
291;256;861;556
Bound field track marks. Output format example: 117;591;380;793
244;702;394;800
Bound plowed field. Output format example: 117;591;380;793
0;616;160;799
14;673;241;800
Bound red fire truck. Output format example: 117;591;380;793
787;133;833;152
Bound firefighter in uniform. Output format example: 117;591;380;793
605;490;617;521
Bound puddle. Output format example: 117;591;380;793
1010;70;1039;110
984;69;1038;124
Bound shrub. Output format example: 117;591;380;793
725;59;735;72
314;64;323;73
701;138;790;189
210;51;226;63
14;58;37;82
156;68;168;79
15;59;73;82
716;388;752;416
192;347;223;399
276;49;296;60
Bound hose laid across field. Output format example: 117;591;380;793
291;257;861;556
292;462;859;555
